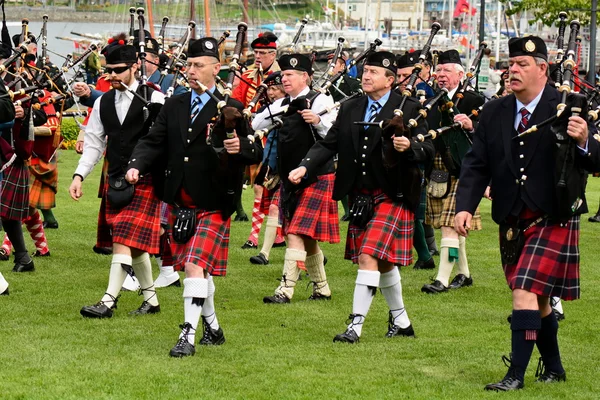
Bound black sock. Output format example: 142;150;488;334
536;312;565;374
41;209;57;224
2;219;30;263
509;309;541;382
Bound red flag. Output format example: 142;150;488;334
453;0;477;18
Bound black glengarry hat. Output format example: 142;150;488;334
396;50;432;69
251;32;277;50
105;43;137;65
278;53;312;75
508;36;548;61
365;51;397;73
187;37;220;60
438;49;462;66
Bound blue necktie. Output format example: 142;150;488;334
365;102;381;129
190;97;202;123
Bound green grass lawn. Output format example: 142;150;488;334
1;150;599;399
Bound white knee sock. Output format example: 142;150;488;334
0;272;8;294
456;236;470;277
305;250;331;296
349;270;380;337
435;238;459;286
101;254;132;307
275;248;306;299
380;267;410;328
182;277;208;345
132;253;159;306
201;275;219;330
259;218;279;260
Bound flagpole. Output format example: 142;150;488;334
495;1;501;68
448;0;454;39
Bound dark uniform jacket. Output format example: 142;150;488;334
329;74;361;102
300;90;434;213
456;85;600;224
128;89;263;217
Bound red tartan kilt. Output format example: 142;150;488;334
105;176;161;253
0;161;30;221
259;187;280;214
169;210;230;276
283;173;340;243
345;191;414;265
503;215;580;301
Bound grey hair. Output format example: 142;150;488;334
534;57;550;77
454;64;465;74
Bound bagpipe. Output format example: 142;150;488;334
159;20;195;89
454;41;488;108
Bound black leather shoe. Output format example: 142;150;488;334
0;249;9;261
241;240;257;250
43;221;59;229
333;328;359;344
414;258;435;270
169;323;196;357
80;302;115;318
272;241;286;248
263;293;290;304
234;214;249;222
12;260;35;272
386;323;415;338
535;357;566;383
421;280;447;294
308;292;331;301
129;301;161;315
448;274;473;289
249;253;269;265
588;214;600;223
484;377;524;391
93;246;113;255
199;317;226;345
33;250;50;257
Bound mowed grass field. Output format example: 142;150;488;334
1;150;599;400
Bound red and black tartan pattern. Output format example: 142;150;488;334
104;176;161;253
169;210;230;276
28;159;58;210
503;215;580;301
0;161;30;221
283;173;340;243
345;190;415;265
259;186;280;214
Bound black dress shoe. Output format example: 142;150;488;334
553;309;565;321
308;292;331;301
42;221;59;229
448;274;473;289
484;377;524;391
0;249;9;261
386;323;415;338
241;240;257;250
535;357;567;383
33;250;51;257
169;338;195;357
414;257;435;270
263;293;290;304
421;279;447;294
93;246;113;255
272;241;286;248
249;253;269;265
234;214;249;222
80;302;115;318
199;317;226;345
588;214;600;223
12;260;35;272
129;301;161;315
333;328;359;344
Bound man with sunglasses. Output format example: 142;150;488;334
70;41;165;319
126;37;263;357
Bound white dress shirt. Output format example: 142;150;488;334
75;81;165;179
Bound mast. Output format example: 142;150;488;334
146;0;155;37
204;0;211;36
190;0;196;39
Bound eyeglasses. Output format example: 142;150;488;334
186;61;217;70
105;65;132;74
254;50;275;56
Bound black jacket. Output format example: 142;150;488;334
456;85;600;224
300;90;434;212
128;90;263;216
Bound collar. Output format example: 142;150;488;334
116;80;139;101
367;89;391;110
447;85;458;100
289;86;310;101
515;87;545;115
191;85;216;106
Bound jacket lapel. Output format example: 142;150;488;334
178;92;192;145
522;86;557;169
501;94;519;177
352;95;368;154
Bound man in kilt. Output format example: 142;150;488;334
455;36;600;391
126;37;263;357
253;53;340;304
422;49;485;294
289;51;435;342
69;42;165;318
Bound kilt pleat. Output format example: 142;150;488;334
503;215;580;301
259;187;280;214
0;161;30;221
345;191;414;265
28;161;58;210
283;173;340;243
169;210;230;276
105;176;161;253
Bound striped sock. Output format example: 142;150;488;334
2;234;12;255
24;211;49;255
247;198;264;246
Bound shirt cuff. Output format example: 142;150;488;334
576;139;589;155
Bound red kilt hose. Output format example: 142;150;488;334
345;190;414;265
259;186;280;214
283;173;340;243
503;213;580;301
169;209;230;276
0;161;30;221
105;175;161;254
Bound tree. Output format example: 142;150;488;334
504;0;592;26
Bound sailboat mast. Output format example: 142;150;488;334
146;0;155;37
190;0;196;39
204;0;211;36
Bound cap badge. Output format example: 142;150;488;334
290;57;298;67
382;58;390;67
205;41;214;50
524;40;536;53
146;40;154;49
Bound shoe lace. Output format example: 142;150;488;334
344;313;364;332
535;357;547;378
386;309;406;333
176;323;195;348
137;286;157;302
201;315;215;338
99;292;120;309
278;273;297;288
501;354;520;381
